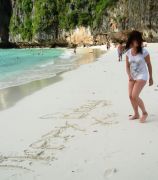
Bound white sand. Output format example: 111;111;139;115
0;44;158;180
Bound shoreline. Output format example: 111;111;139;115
0;42;68;49
0;42;105;49
0;46;105;111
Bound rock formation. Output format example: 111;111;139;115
0;0;158;45
0;0;12;43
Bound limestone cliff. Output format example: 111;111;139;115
0;0;12;43
100;0;158;41
0;0;158;44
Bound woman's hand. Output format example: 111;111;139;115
129;75;134;81
149;77;153;86
145;55;153;86
126;56;133;81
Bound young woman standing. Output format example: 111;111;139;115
126;31;153;123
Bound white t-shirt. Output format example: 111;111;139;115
126;48;149;81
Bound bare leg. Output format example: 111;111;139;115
118;54;121;62
132;80;148;123
138;97;147;114
128;80;139;120
120;54;123;61
118;56;120;62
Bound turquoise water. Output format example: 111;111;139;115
0;48;75;89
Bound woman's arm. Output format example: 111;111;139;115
145;54;153;86
126;56;133;81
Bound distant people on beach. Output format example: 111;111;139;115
143;42;148;47
74;45;77;54
74;47;76;54
126;31;153;123
117;42;124;61
106;41;110;50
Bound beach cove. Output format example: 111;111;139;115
0;44;158;180
0;47;104;111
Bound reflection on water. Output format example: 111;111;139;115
0;75;63;111
77;49;103;65
0;48;105;111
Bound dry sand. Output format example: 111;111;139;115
0;44;158;180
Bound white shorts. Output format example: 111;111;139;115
132;74;148;81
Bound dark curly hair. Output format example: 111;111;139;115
126;31;143;54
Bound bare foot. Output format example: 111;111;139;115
129;114;140;120
140;112;148;123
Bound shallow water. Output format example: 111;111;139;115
0;48;104;111
0;48;76;89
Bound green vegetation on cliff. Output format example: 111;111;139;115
10;0;118;41
10;0;33;41
33;1;58;35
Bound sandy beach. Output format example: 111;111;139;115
0;44;158;180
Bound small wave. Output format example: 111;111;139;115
59;49;74;60
39;61;55;68
0;73;57;90
0;47;102;90
0;61;75;90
